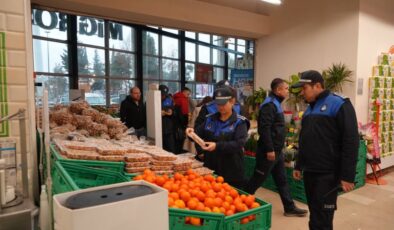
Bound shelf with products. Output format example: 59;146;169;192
368;52;394;159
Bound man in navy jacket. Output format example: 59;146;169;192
292;70;359;230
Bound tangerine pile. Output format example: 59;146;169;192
134;169;260;226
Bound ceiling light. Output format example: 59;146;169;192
260;0;282;5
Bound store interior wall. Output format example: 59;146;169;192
0;0;37;197
356;0;394;170
254;0;360;104
356;0;394;124
31;0;270;39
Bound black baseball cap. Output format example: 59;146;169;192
214;86;234;105
291;70;324;88
158;85;169;95
215;80;231;90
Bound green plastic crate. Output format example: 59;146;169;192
50;144;125;173
169;189;272;230
244;140;368;204
222;197;271;230
56;162;129;191
169;208;224;230
358;140;367;158
52;161;130;195
52;161;79;195
244;156;256;179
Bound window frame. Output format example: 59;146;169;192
32;7;255;103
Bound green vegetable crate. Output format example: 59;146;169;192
244;140;367;204
169;189;272;230
52;161;129;195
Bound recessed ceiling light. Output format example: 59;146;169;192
261;0;282;5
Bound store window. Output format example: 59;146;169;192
33;40;68;74
185;33;227;98
36;75;70;105
32;9;69;103
32;7;255;104
142;30;180;98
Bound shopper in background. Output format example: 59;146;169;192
244;78;307;217
292;70;359;230
190;86;249;189
173;87;192;153
159;84;176;153
173;87;192;123
183;96;213;157
194;80;241;130
120;86;146;137
188;96;197;119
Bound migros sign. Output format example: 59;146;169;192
32;10;124;41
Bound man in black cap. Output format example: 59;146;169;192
189;86;249;189
244;78;308;217
292;70;359;230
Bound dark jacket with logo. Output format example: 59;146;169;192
194;101;242;130
258;93;286;153
120;95;146;129
295;90;359;183
195;111;250;182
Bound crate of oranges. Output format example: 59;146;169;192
133;169;272;230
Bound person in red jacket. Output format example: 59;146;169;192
174;87;191;115
173;87;192;153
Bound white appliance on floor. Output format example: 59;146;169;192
53;181;169;230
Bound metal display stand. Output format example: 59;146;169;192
0;109;38;229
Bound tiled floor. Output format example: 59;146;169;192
255;171;394;230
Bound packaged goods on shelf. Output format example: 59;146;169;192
192;167;214;176
125;166;151;173
96;144;127;155
124;153;152;162
64;149;100;160
97;155;125;162
153;170;173;175
126;161;151;168
176;152;196;159
148;151;178;161
61;140;97;151
151;159;175;166
191;161;204;169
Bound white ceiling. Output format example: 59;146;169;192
196;0;281;15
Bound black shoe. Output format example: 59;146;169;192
284;207;308;217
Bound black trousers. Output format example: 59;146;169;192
244;147;295;212
303;172;340;230
162;133;176;153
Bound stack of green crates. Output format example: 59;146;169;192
44;144;128;194
52;155;272;230
244;140;367;204
355;140;367;188
51;161;130;195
